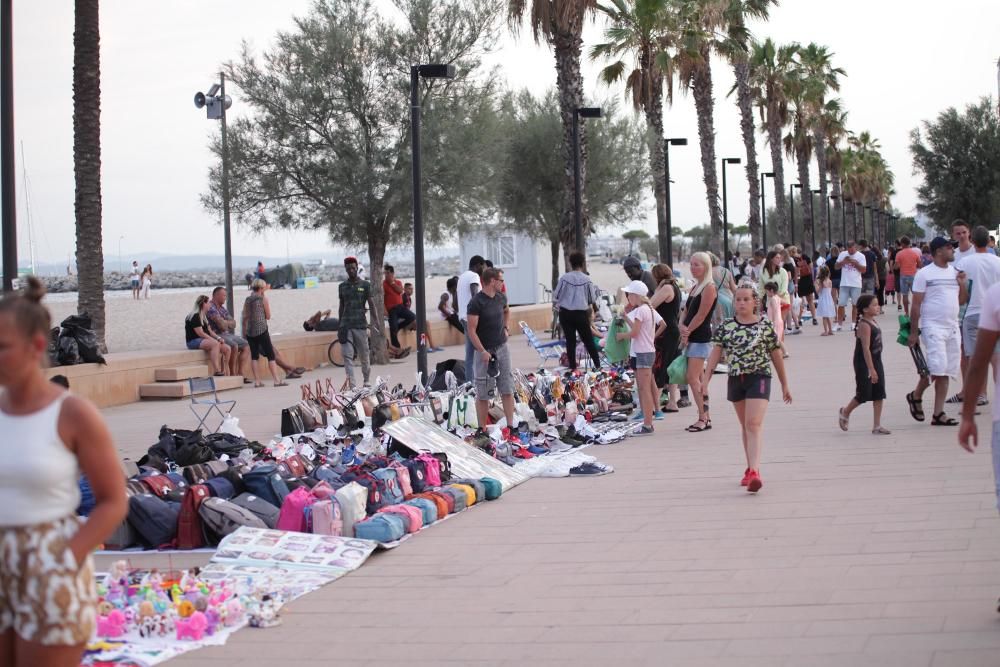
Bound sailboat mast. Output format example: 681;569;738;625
19;141;34;275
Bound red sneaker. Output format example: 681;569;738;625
746;470;763;493
740;468;751;487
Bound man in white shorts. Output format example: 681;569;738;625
906;237;967;425
954;225;1000;406
835;240;866;331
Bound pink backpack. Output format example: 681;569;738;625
389;461;413;497
415;453;441;487
276;487;316;532
379;504;422;533
310;498;343;536
310;481;337;500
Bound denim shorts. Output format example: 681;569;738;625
634;351;655;369
899;274;915;295
838;285;861;307
686;342;713;359
186;338;203;351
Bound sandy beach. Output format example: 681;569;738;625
45;261;651;354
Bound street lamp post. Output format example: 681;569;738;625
573;107;602;254
790;183;802;246
721;157;741;260
663;138;687;266
832;194;844;245
811;188;821;256
411;63;457;383
1;0;15;291
194;74;235;315
760;171;774;250
855;201;863;240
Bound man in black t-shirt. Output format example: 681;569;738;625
858;239;879;295
466;267;515;428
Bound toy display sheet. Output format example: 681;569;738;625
382;416;530;491
83;529;377;666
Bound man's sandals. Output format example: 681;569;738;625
931;412;958;426
906;392;924;422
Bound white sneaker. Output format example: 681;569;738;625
833;324;842;332
850;323;857;331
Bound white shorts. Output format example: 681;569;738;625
919;325;961;379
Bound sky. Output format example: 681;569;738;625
6;0;1000;267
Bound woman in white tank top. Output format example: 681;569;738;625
0;277;126;664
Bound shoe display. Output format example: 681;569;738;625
569;461;614;476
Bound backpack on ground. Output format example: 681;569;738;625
437;486;467;512
231;493;280;528
276;487;317;533
199;497;267;544
177;485;211;550
378;504;422;533
204;477;236;499
127;494;181;549
479;477;502;500
412;492;449;519
388;460;413;497
243;464;290;508
415;453;442;487
353;512;405;543
310;498;343;536
403;497;438;525
403;459;428;493
451;479;485;504
334;482;368;537
371;468;404;506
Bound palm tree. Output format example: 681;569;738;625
74;0;105;351
668;0;733;256
747;38;796;242
592;0;671;261
510;0;598;267
842;131;894;242
724;0;776;250
819;99;848;240
783;44;821;253
798;43;844;252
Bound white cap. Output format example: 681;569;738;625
620;280;648;296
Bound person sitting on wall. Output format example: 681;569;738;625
402;282;444;352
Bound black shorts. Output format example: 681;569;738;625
247;331;275;361
727;373;771;402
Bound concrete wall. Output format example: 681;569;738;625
46;304;555;408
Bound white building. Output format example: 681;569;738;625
458;227;550;306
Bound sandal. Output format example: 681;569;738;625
686;419;710;432
274;381;289;387
906;391;925;422
872;426;891;435
294;367;307;375
931;412;958;426
838;408;849;432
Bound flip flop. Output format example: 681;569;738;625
293;367;307;375
274;381;289;387
872;426;891;435
906;391;925;422
838;408;849;432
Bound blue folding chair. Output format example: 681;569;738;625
518;321;565;367
188;377;237;433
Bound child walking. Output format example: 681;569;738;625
764;282;787;358
838;294;889;434
815;265;835;336
618;280;666;434
705;284;792;493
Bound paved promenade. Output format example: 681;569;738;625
98;311;1000;666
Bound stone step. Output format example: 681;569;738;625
154;365;211;382
139;375;245;399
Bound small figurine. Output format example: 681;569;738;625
96;609;127;638
110;560;129;584
176;611;208;640
247;594;281;628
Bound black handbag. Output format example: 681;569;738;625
281;405;305;437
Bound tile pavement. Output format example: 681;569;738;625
95;312;1000;665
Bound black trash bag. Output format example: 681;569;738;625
430;359;465;391
57;335;80;366
205;432;262;457
146;425;213;466
48;327;62;366
60;313;106;365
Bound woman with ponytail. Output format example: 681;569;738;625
0;278;127;665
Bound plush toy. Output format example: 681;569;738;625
176;611;208;640
177;600;195;618
194;595;208;612
204;608;221;636
224;598;244;626
96;609;126;638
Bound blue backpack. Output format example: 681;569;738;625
242;464;290;508
479;477;502;500
354;512;405;543
403;497;438;526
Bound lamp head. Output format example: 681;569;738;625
668;138;688;146
577;106;602;118
417;63;457;79
762;171;774;177
724;158;741;165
